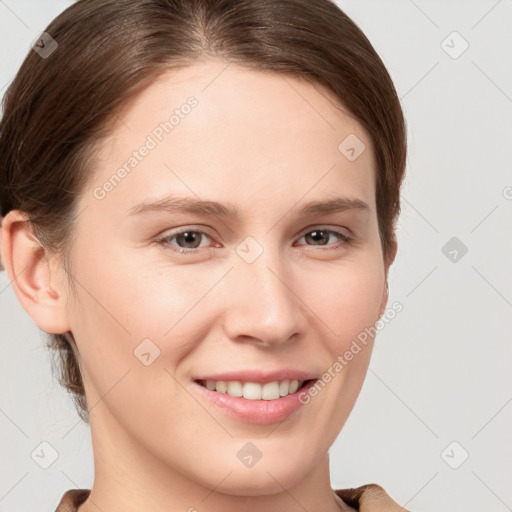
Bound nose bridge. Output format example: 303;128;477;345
224;239;301;345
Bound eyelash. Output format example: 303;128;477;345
155;227;354;255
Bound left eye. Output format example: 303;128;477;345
296;228;351;247
157;227;351;254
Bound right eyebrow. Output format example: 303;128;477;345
128;196;239;218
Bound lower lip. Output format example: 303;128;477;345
193;380;317;424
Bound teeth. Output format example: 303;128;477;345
227;381;243;397
203;379;304;400
289;380;299;394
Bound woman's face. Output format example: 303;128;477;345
62;60;391;493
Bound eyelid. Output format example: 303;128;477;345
297;224;352;239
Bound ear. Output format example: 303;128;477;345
0;210;72;334
378;235;398;318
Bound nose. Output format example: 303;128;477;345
222;246;304;348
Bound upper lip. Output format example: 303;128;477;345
193;370;317;385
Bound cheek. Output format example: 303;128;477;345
301;257;386;347
72;243;197;341
68;248;218;393
295;262;384;441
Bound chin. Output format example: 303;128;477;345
212;466;308;496
197;442;319;496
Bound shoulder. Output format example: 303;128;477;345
54;489;90;512
335;483;408;512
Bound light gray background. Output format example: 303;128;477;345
1;1;511;511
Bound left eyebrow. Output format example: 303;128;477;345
298;197;370;216
128;195;370;219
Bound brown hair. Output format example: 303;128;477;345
0;0;407;422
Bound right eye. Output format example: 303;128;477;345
156;229;215;254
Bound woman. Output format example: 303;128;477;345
0;0;407;510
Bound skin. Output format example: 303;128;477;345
1;59;396;512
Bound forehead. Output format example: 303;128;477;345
81;60;376;222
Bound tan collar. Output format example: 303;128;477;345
335;483;408;511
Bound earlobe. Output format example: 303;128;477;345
0;210;71;334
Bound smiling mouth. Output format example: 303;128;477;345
195;379;314;400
